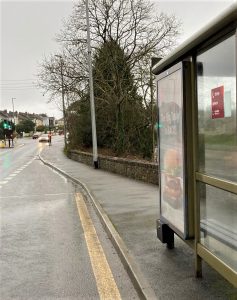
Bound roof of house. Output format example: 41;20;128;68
0;110;49;121
0;111;9;119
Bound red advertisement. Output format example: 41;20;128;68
211;86;224;119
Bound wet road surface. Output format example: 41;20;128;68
0;137;139;299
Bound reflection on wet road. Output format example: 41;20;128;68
0;137;138;299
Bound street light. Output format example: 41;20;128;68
55;55;67;147
150;57;162;161
85;0;99;169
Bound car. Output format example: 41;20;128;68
32;133;39;139
38;134;49;143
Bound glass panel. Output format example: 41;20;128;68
158;68;185;235
197;35;237;183
200;183;237;272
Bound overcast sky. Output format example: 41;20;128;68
0;0;235;119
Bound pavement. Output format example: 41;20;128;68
39;138;237;300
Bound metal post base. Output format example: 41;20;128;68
94;160;99;169
156;219;175;249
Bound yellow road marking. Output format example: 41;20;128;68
75;193;121;300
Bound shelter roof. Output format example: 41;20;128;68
152;3;237;75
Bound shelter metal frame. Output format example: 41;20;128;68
153;3;237;287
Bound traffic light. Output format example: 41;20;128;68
8;121;12;130
2;120;13;134
3;120;8;129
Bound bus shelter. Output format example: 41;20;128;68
153;3;237;287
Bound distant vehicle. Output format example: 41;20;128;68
38;134;49;143
32;133;39;139
32;132;42;139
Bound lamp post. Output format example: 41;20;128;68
150;57;162;161
55;55;67;147
85;0;99;169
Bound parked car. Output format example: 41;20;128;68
38;134;49;143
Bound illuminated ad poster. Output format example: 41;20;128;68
157;68;185;235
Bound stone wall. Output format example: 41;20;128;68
68;149;159;185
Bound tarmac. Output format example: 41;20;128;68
39;138;237;300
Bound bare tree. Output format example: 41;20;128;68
39;0;180;106
37;0;180;157
38;48;88;109
57;0;180;100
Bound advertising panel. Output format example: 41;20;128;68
211;85;232;119
211;85;224;119
157;66;185;236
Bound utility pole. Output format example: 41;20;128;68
85;0;99;169
55;55;67;147
12;98;16;124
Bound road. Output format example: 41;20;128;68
0;137;138;299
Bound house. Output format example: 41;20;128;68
7;111;19;125
1;110;54;129
0;110;9;122
55;118;64;127
39;114;55;127
18;112;31;123
27;113;43;127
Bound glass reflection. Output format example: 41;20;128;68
197;35;237;182
200;183;237;272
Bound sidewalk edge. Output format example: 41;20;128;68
39;153;157;300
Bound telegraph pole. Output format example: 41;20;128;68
85;0;99;169
12;97;16;124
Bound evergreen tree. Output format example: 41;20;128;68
16;119;35;134
93;40;152;157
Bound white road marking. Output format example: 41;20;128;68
44;192;73;196
1;152;37;185
8;174;16;177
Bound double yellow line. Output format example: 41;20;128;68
75;193;121;300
